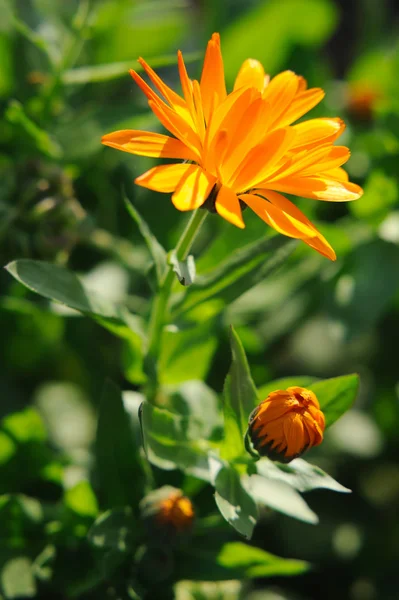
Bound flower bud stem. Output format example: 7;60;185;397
145;209;208;402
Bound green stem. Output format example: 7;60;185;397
145;209;208;399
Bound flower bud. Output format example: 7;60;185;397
247;386;325;463
140;486;194;540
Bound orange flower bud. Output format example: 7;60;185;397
248;386;325;463
140;486;194;538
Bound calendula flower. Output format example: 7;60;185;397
247;386;325;463
102;34;363;260
140;486;194;536
347;82;382;121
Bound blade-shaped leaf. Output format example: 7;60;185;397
171;236;297;319
5;259;146;349
96;381;145;509
124;195;167;285
140;401;212;481
170;252;196;286
222;327;259;460
214;465;258;539
242;474;318;524
309;374;359;427
176;541;309;581
257;458;351;494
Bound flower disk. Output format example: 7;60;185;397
248;386;325;463
102;33;363;260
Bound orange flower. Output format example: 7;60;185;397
156;490;194;532
102;34;363;260
248;386;325;463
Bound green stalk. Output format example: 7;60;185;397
145;209;208;400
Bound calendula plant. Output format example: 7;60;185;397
4;30;363;600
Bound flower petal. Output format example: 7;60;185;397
292;118;345;150
267;175;363;201
262;71;300;127
171;166;216;211
215;185;245;228
200;33;227;123
275;88;325;127
148;100;202;161
101;130;197;160
135;163;194;193
233;58;269;92
136;58;187;111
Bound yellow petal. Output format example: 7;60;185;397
148;100;202;161
136;58;186;111
177;50;196;118
267;175;363;201
172;166;216;211
275;88;325;127
135;163;194;193
300;146;351;176
230;127;297;192
101;130;197;160
241;192;315;239
215;185;245;228
262;71;300;127
200;33;227;123
292;118;345;149
233;58;268;92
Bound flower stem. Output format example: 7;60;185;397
145;209;208;401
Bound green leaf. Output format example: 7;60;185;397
64;481;99;519
242;474;318;524
124;195;167;285
140;401;212;481
222;327;259;460
88;507;135;552
172;236;297;319
96;381;145;508
214;464;258;538
5;260;146;361
216;541;309;577
170;252;196;287
349;170;398;222
2;407;46;443
176;541;309;581
159;320;218;385
62;51;201;84
257;458;351;494
1;557;36;598
309;374;359;427
5;100;62;158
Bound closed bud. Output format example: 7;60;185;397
247;386;325;463
140;486;194;541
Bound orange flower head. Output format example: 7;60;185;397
347;82;382;121
102;34;363;260
156;490;194;532
248;386;325;463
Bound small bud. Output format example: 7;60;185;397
140;486;194;541
247;386;325;463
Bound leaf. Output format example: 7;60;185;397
5;100;62;158
88;507;135;552
124;195;167;285
256;458;351;494
140;401;212;481
172;236;297;319
2;407;47;443
5;259;146;355
242;474;318;524
216;542;309;577
1;557;36;598
170;252;196;286
222;327;259;460
95;380;145;508
62;51;201;84
176;541;309;581
309;374;359;427
64;481;99;519
167;380;222;440
214;465;258;538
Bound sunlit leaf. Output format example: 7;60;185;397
214;465;258;538
309;374;359;427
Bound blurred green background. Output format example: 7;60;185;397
1;0;399;598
